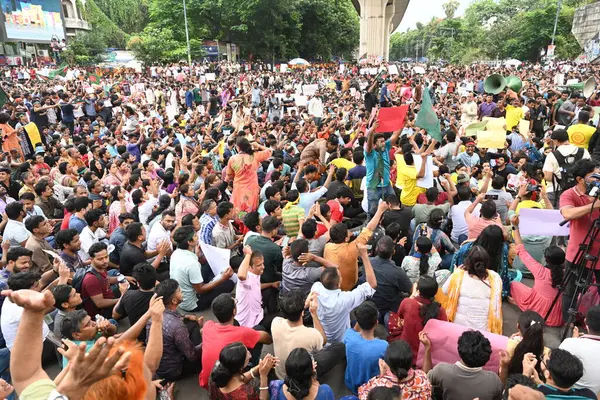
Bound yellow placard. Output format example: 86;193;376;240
482;117;506;132
477;130;506;149
518;119;530;135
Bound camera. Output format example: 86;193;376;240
586;180;600;198
526;184;540;193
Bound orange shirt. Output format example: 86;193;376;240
323;228;372;291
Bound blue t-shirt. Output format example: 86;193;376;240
364;140;392;188
343;328;388;394
270;380;335;400
68;215;88;234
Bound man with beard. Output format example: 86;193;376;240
0;184;15;215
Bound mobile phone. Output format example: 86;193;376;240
281;236;290;248
485;194;499;200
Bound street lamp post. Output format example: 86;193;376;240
551;0;562;46
182;0;192;65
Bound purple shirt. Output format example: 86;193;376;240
479;102;497;118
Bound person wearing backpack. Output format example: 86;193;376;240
543;129;590;207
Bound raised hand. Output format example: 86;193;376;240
0;289;54;312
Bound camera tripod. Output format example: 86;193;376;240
545;218;600;341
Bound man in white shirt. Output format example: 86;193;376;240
79;209;108;263
310;242;377;343
1;271;50;351
308;93;324;125
4;202;30;248
559;305;600;395
147;210;176;256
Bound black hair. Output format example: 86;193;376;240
464;245;490;281
472;225;504;273
181;214;196;227
72;197;91;212
458;330;492;368
335;168;347;182
425;187;439;203
84;208;105;226
480;199;497;219
321;267;340;290
261;216;280;232
384;340;413;381
212;293;236;323
25;215;46;233
52;284;74;311
154;279;179;306
55;229;79;250
504;374;538;400
20;192;35;202
546;348;584;388
491;175;505;190
61;309;88;340
329;223;348;244
336;186;353;200
217;202;234;219
416;236;433;276
119;212;136;224
417;276;442;326
376;235;395;259
243;211;261;233
236;137;254;155
88;242;108;259
283;348;315;399
355;301;378;330
146;194;172;225
264;200;280;216
34;181;50;197
572;159;596;180
508;311;545;376
353;151;365;164
125;222;144;242
8;271;40;290
579;110;591;124
367;386;402;400
280;290;305;322
173;225;196;250
301;219;317;240
385;222;402;241
586;305;600;335
211;342;248;388
457;185;471;201
428;208;444;229
290;238;309;262
544;246;565;288
5;201;24;220
133;262;157;290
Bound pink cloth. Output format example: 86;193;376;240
416;319;508;372
108;200;133;234
175;198;200;224
226;150;272;214
466;214;506;240
235;271;264;328
560;187;600;268
510;244;563;327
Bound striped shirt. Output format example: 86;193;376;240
199;213;218;245
282;205;305;237
507;132;526;153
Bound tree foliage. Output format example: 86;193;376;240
390;0;596;63
62;31;108;65
92;0;150;34
80;0;129;48
127;27;205;64
145;0;359;61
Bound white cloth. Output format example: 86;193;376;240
310;281;375;343
138;196;159;230
4;220;31;248
542;144;590;193
450;201;480;242
79;226;107;262
169;249;203;312
308;97;324;118
1;299;50;350
559;335;600;394
147;221;172;252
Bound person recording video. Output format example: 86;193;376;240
558;159;600;323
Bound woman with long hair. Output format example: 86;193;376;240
506;311;546;378
509;219;564;326
442;245;503;334
146;193;173;229
401;236;442;284
102;162;123;187
358;340;432;399
175;183;200;224
209;342;276;400
388;276;447;363
269;348;334;400
450;224;515;298
108;186;133;234
225;137;272;215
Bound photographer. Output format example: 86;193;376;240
559;159;600;323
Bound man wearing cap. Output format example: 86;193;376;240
453;140;480;168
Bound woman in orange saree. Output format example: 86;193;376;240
0;113;24;160
225;137;272;215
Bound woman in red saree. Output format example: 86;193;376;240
225;138;272;215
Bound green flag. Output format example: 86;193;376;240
88;74;101;84
465;120;488;136
0;86;9;108
48;64;68;79
415;88;442;142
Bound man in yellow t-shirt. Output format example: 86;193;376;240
505;98;524;131
396;152;427;207
567;110;595;149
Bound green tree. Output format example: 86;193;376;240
80;0;129;48
93;0;149;34
62;31;108;65
442;0;460;19
128;27;185;64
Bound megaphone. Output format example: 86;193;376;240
484;74;506;95
565;77;596;98
483;74;523;94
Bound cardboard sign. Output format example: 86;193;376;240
376;105;409;133
477;130;506;149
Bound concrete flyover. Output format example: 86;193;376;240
352;0;410;61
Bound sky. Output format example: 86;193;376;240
396;0;471;32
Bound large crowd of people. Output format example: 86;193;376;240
0;59;598;400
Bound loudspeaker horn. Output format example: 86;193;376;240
484;74;506;95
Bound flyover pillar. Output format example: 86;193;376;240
359;0;389;60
